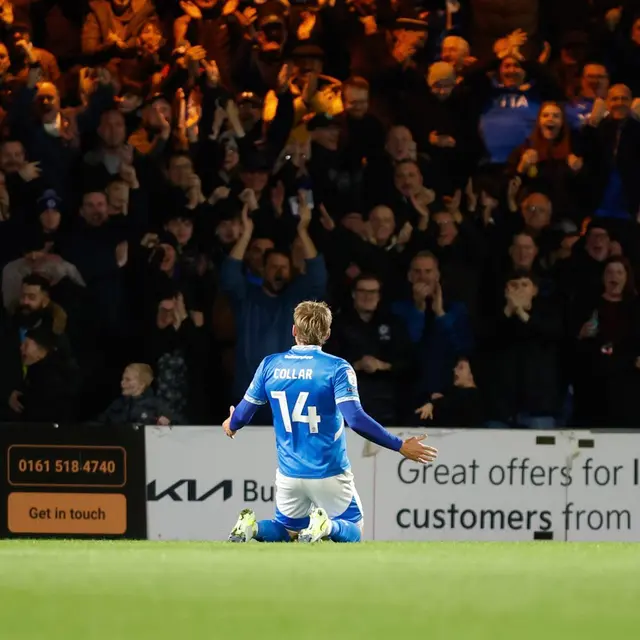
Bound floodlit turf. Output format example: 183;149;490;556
1;541;639;639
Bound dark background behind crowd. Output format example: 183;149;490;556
1;0;640;429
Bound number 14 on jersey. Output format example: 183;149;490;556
270;391;321;433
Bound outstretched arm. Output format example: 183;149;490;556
333;362;436;463
338;400;436;464
223;399;260;437
338;400;402;450
223;357;268;438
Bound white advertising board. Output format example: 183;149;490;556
145;427;640;542
145;426;374;541
562;431;640;542
370;429;571;541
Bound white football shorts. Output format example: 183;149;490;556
273;468;364;531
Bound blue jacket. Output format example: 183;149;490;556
393;300;473;400
221;255;328;398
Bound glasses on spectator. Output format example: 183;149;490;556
355;288;380;295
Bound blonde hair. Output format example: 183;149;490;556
293;301;332;346
125;363;154;389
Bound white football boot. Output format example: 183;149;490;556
298;508;332;543
228;508;258;542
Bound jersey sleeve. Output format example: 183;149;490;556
244;358;268;405
333;361;360;405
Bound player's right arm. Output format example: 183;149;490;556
225;358;269;438
334;362;438;464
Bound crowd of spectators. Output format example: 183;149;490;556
0;0;640;429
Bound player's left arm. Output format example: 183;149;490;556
334;362;437;463
333;362;401;450
338;399;403;451
339;400;437;464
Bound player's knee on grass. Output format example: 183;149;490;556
329;519;362;543
256;519;292;542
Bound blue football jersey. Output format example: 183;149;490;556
243;345;360;479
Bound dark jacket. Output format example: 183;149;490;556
507;137;589;221
14;350;81;422
327;307;412;424
482;296;563;420
417;301;475;399
95;387;184;425
582;116;640;218
144;319;210;424
9;83;114;205
0;307;69;410
60;219;129;337
570;295;640;426
430;387;484;428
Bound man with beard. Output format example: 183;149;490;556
0;274;71;418
2;234;85;311
220;196;327;415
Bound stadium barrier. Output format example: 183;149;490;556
2;425;639;541
145;427;640;542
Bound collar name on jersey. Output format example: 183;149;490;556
273;368;313;380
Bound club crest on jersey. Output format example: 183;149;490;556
378;324;390;341
347;368;358;388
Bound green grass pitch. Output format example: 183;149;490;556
1;540;639;639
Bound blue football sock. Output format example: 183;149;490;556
255;519;291;542
329;519;361;543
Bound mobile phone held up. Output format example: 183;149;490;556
289;190;314;216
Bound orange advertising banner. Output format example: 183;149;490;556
7;492;127;535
